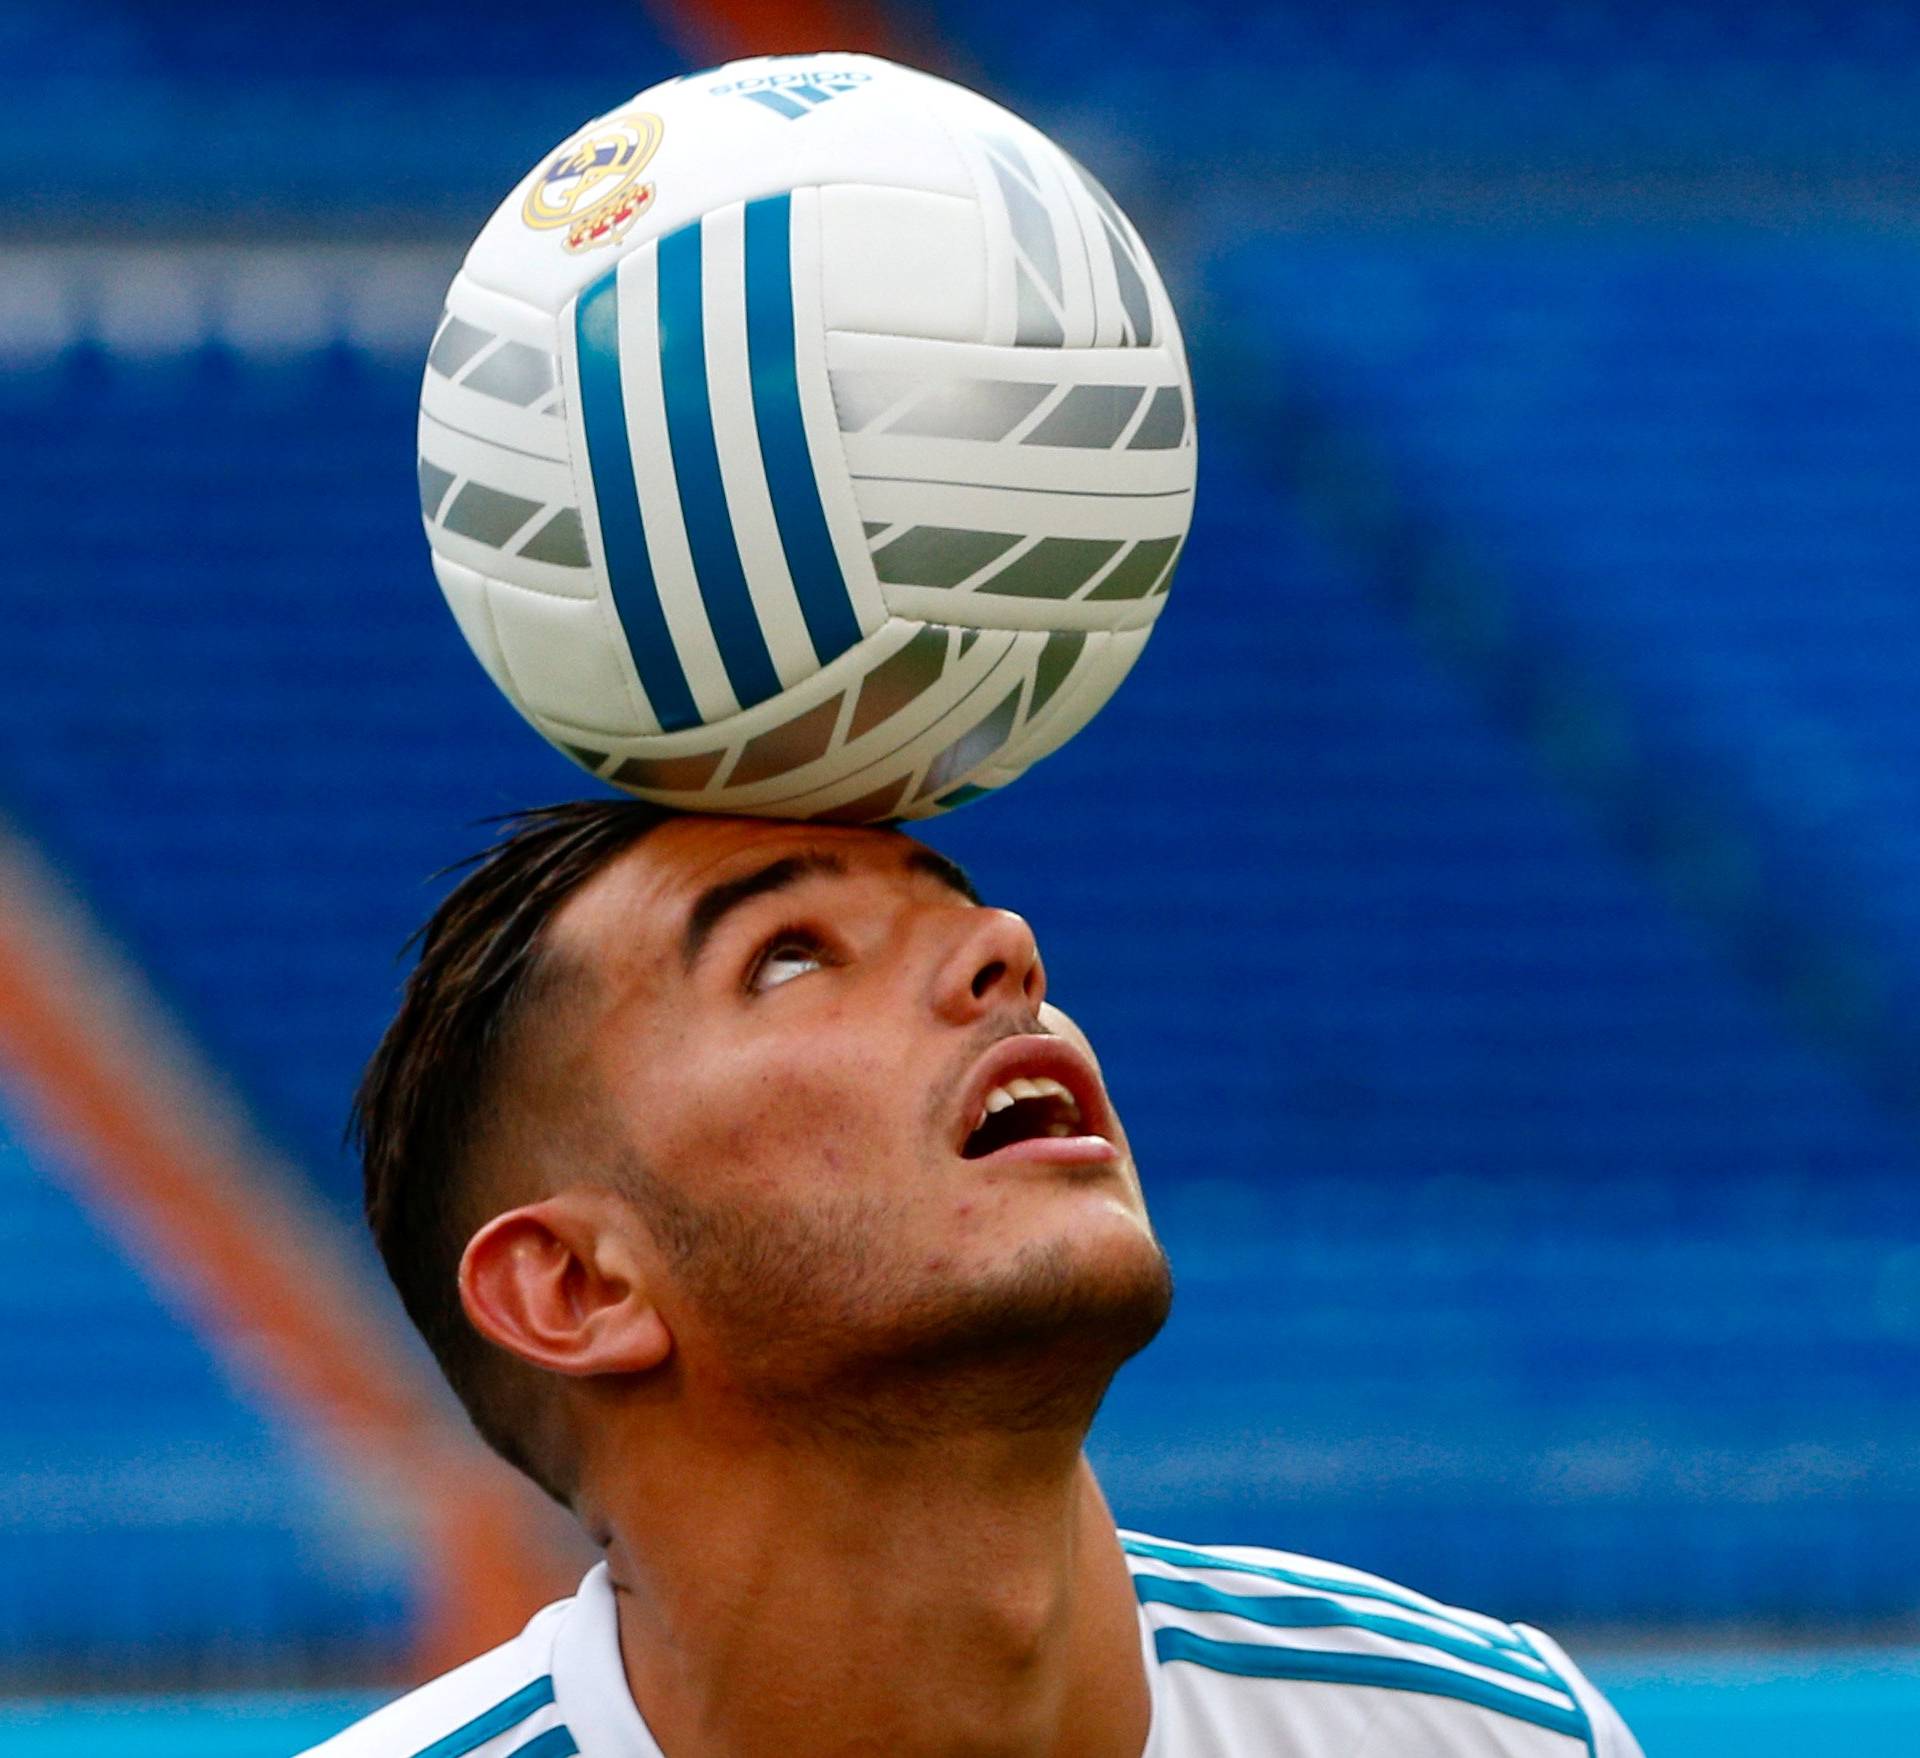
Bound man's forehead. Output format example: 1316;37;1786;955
547;815;951;968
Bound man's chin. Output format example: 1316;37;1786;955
671;1179;1174;1442
821;1230;1175;1438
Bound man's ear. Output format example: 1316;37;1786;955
459;1190;672;1378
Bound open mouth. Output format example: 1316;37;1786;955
962;1076;1086;1159
953;1034;1113;1163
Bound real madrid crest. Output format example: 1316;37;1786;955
521;112;664;253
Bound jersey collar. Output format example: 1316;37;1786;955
551;1562;665;1757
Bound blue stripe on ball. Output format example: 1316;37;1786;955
656;219;783;711
574;266;701;733
743;194;863;668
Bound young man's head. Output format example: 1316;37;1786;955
356;803;1171;1505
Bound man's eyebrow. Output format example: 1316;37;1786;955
906;846;980;906
678;845;980;972
681;852;847;971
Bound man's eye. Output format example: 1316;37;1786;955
748;930;828;992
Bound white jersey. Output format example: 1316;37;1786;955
303;1530;1641;1757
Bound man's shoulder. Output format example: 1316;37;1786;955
1120;1529;1641;1756
298;1595;577;1758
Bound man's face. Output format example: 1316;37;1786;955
547;815;1170;1427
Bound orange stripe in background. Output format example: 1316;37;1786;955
0;833;582;1680
643;0;932;68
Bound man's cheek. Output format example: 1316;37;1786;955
703;1075;853;1174
790;1083;901;1181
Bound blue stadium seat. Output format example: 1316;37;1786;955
0;1;685;230
0;1101;413;1672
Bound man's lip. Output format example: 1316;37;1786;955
964;1133;1121;1171
954;1033;1116;1157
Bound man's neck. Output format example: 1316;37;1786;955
588;1427;1149;1758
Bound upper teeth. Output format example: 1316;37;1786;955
977;1076;1080;1130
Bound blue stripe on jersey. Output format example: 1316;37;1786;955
1152;1628;1590;1742
1134;1574;1559;1691
1511;1627;1600;1758
408;1676;555;1758
742;194;864;668
655;218;782;709
575;266;701;732
1122;1536;1529;1655
506;1728;579;1758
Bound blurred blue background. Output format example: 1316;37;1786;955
3;1;1918;1749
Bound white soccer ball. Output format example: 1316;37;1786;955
420;53;1195;821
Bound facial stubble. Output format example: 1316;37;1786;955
617;1150;1173;1446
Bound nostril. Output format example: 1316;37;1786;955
971;959;1007;999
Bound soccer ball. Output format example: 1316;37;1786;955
419;54;1195;821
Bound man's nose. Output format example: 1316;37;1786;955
930;907;1046;1024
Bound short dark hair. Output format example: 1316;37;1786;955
352;799;674;1499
